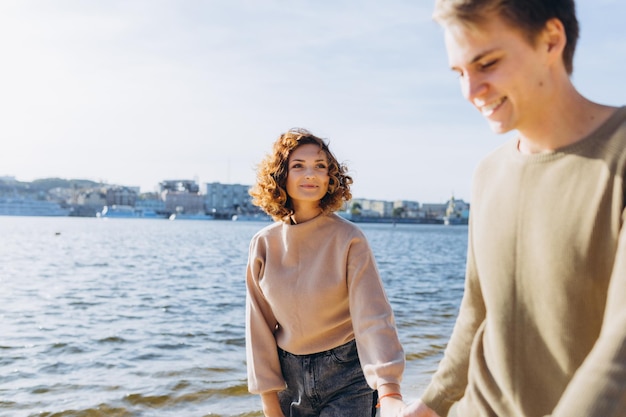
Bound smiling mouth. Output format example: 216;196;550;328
479;97;507;117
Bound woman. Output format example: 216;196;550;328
245;128;405;417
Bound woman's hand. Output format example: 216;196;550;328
261;392;286;417
377;383;406;417
379;396;406;417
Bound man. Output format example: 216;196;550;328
401;1;626;416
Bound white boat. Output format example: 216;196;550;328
0;197;70;217
98;205;159;218
168;212;215;220
231;213;271;222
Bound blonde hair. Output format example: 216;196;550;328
250;128;353;222
433;0;579;74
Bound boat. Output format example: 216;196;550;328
98;205;159;218
231;213;271;222
443;196;469;225
168;212;215;220
0;197;70;217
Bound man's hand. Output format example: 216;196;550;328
398;399;441;417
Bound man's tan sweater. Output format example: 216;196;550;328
246;213;404;394
422;106;626;417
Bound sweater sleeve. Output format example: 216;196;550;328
421;220;486;417
245;237;286;394
550;209;626;417
347;234;405;390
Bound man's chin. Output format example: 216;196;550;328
486;120;513;135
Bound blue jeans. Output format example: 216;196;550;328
277;339;377;417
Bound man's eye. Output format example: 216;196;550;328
480;60;497;70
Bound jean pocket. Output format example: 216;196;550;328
329;340;359;364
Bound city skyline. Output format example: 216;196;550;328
2;1;625;203
1;174;466;206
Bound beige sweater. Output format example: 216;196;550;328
245;213;404;394
422;106;626;417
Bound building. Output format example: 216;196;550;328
160;180;204;215
443;196;470;225
350;198;395;218
105;186;139;207
421;203;448;220
136;193;166;215
204;182;255;216
393;200;421;218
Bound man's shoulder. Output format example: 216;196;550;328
602;106;626;144
474;138;517;173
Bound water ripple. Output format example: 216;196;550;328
0;217;466;416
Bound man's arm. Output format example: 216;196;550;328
419;225;486;417
551;219;626;416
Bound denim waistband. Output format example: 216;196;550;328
277;339;356;359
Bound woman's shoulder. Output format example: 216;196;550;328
251;220;283;241
325;213;366;237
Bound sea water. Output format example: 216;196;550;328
0;216;467;417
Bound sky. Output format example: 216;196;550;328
1;0;625;204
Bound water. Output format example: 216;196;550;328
0;216;467;417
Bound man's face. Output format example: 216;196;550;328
443;15;552;135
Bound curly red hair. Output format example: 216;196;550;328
250;128;353;222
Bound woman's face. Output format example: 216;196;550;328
285;144;330;208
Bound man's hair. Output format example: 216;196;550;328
433;0;579;74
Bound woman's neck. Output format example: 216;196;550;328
290;204;322;225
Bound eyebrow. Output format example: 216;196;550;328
290;158;327;163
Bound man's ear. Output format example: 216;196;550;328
543;17;566;56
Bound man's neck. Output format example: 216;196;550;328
517;89;616;154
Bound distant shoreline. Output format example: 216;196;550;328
348;216;455;225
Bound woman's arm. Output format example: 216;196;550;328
378;382;406;417
260;392;286;417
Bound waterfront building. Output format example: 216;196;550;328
393;200;421;218
73;189;107;217
421;203;448;221
136;194;166;214
443;196;470;225
350;198;394;218
204;182;255;216
105;186;138;207
160;180;204;215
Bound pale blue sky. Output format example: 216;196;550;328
1;0;624;203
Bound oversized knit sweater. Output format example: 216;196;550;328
422;106;626;417
245;213;404;394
